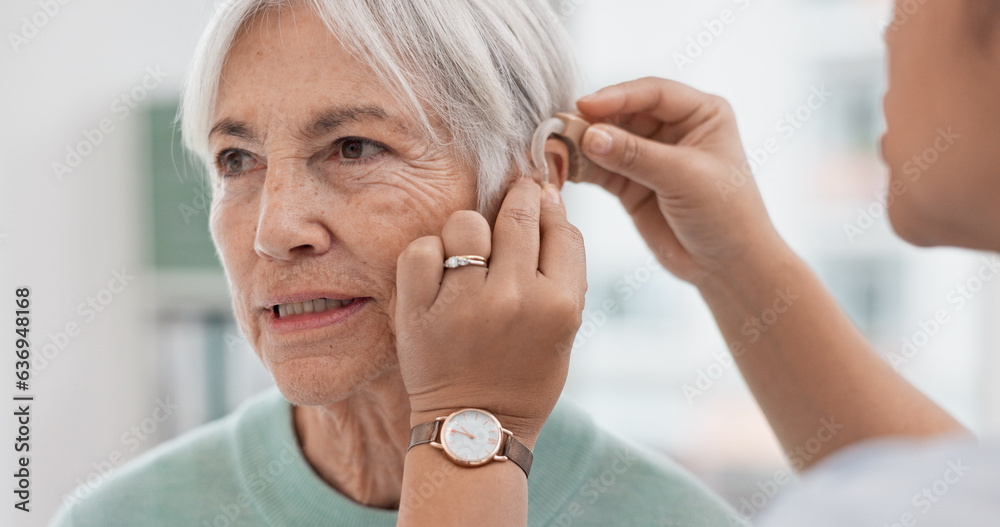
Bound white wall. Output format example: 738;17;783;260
1;1;215;524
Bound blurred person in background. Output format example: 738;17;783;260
49;0;747;526
392;0;1000;525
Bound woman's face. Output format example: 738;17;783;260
208;4;479;405
881;0;1000;249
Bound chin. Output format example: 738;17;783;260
268;353;398;407
887;203;937;247
883;160;949;248
886;183;987;250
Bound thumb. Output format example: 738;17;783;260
580;124;696;194
538;184;586;285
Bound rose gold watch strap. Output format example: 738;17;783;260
503;434;534;478
407;421;440;451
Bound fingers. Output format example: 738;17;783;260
577;77;736;154
617;112;667;141
396;236;445;316
538;185;587;291
400;181;584;322
579;124;696;194
440;210;491;287
576;77;719;130
441;211;492;261
489;179;541;279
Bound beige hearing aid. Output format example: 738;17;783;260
530;112;594;185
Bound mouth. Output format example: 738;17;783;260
271;298;360;319
265;296;372;333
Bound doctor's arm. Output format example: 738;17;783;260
573;77;966;469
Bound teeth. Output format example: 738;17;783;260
274;298;357;318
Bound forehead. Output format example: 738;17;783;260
213;4;403;133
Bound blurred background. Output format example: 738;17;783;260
3;0;999;525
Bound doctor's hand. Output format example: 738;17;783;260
575;77;786;286
391;179;586;448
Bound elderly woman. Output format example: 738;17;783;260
50;1;744;526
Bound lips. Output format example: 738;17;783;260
264;294;372;334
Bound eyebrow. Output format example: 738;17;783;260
208;104;394;143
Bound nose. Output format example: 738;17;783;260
253;164;333;261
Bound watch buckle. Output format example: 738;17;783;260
429;417;446;450
493;428;513;462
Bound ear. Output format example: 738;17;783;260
543;136;571;190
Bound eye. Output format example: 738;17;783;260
336;137;385;162
216;149;260;178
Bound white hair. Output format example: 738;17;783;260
180;0;581;212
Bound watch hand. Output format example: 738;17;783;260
449;428;474;438
459;426;476;439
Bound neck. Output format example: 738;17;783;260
293;368;412;509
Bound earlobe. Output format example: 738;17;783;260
544;137;571;190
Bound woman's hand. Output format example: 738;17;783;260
575;77;964;468
575;77;786;286
392;179;586;446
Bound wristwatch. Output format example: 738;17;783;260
407;408;534;478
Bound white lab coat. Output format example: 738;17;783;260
757;435;999;526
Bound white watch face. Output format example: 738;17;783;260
441;409;503;465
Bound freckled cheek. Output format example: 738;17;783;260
333;206;424;286
346;189;455;256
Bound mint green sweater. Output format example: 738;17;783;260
50;388;743;526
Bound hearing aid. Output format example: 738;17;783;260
530;112;594;186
